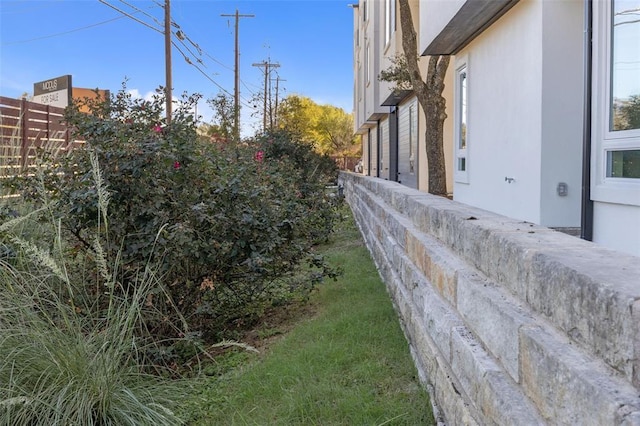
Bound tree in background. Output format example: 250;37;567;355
276;95;321;143
317;105;360;157
276;95;359;157
379;0;450;196
616;94;640;131
206;92;236;143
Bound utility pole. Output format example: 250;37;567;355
273;76;286;128
268;70;273;129
221;10;254;141
252;59;280;132
164;0;172;124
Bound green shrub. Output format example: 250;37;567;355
10;86;340;348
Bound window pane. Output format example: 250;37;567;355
458;157;466;172
385;0;390;45
459;72;467;149
611;0;640;131
607;149;640;178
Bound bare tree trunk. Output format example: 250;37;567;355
398;0;450;196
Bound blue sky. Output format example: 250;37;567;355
0;0;355;135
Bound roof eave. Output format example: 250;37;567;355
422;0;521;56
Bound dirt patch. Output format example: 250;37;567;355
243;300;319;351
195;297;321;367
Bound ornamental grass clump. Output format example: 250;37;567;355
0;165;184;425
0;264;183;425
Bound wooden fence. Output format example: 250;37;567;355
331;156;360;172
0;96;83;178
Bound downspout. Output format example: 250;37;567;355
377;119;382;178
580;0;594;241
367;128;372;175
389;106;399;182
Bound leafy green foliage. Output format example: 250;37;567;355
180;205;435;425
276;95;359;157
378;53;413;91
205;91;236;142
615;94;640;131
10;86;341;350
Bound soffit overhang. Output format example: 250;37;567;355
381;89;413;106
422;0;520;55
355;115;385;134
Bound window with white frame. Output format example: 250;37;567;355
454;58;469;183
358;61;362;101
384;0;395;46
592;0;640;205
365;41;370;85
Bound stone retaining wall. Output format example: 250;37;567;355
341;172;640;425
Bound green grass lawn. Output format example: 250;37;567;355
180;204;435;425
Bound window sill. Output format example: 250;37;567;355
591;181;640;207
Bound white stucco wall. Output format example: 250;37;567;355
419;0;466;54
450;0;584;227
539;0;584;227
363;0;393;123
593;202;640;257
453;0;544;224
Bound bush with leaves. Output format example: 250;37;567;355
252;129;340;243
10;86;340;349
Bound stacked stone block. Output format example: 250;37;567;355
340;173;640;425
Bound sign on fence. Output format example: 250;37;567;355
32;75;72;108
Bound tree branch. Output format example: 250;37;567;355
398;0;427;93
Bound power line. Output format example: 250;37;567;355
168;20;258;101
98;0;162;34
168;18;236;73
241;79;262;92
117;0;164;28
40;0;259;120
173;32;207;68
4;0;254;106
205;52;234;72
172;41;253;110
99;0;238;102
1;15;129;46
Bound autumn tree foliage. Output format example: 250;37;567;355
276;95;359;157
